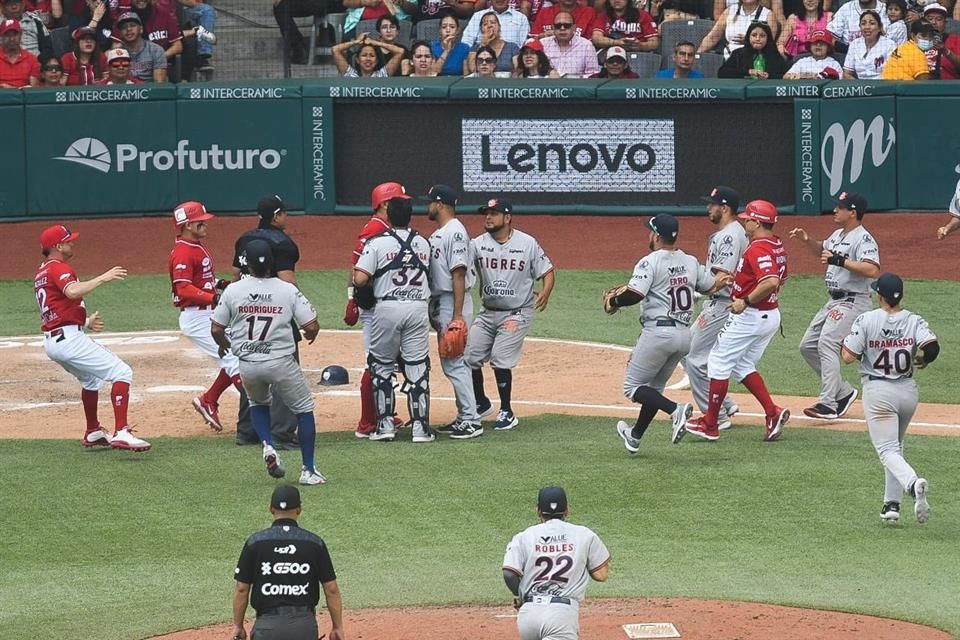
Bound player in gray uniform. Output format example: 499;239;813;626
353;197;435;443
935;172;960;240
606;214;727;453
466;198;555;431
502;486;610;640
790;192;880;420
423;185;483;440
684;186;747;430
841;273;939;524
211;240;327;486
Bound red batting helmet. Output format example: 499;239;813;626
173;201;215;228
738;200;778;225
371;182;411;211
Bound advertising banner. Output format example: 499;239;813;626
596;79;747;102
793;98;821;214
895;96;960;211
301;97;336;213
0;92;24;217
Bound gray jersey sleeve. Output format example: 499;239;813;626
707;223;748;298
844;309;938;380
950;175;960;217
290;287;318;327
429;219;474;294
824;227;880;294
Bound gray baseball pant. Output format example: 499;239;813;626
623;325;690;399
368;301;431;431
517;601;580;640
799;294;872;411
863;378;920;504
686;299;738;418
465;307;533;370
239;355;315;414
430;292;479;423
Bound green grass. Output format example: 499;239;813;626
3;271;958;403
2;419;959;640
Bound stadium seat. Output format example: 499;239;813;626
693;51;723;77
660;18;715;68
50;26;71;60
310;12;346;63
416;18;441;42
628;52;662;78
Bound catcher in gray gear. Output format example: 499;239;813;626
466;198;555;432
841;273;938;524
606;214;729;453
684;186;747;431
424;185;483;440
353;197;434;443
502;487;610;640
790;192;880;420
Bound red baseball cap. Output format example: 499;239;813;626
737;199;778;224
40;224;80;250
371;181;411;211
0;19;22;35
173;201;215;228
521;38;544;53
807;30;833;46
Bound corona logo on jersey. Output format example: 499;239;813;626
54;137;287;174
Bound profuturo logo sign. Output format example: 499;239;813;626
53;138;287;173
461;119;676;193
820;115;895;196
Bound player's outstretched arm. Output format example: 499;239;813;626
63;266;127;300
788;228;823;256
937;216;960;240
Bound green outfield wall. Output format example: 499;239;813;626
2;79;958;218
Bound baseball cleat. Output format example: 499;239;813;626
450;422;483;439
82;427;112;448
719;402;739;430
880;501;900;522
262;444;285;478
684;417;720;442
764;408;789;442
665;372;690;391
110;427;151;452
192;395;224;432
476;399;494;419
368;427;396;441
913;478;930;524
412;425;436;443
436;419;461;435
299;466;327;485
354;422;376;439
616;420;640;453
835;389;859;418
671;403;692;444
803;403;838;420
494;410;518;430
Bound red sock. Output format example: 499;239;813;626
111;381;130;432
231;374;243;391
204;369;233;404
704;378;729;428
359;368;375;428
741;372;777;416
81;389;99;431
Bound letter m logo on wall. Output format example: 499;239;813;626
820;115;895;196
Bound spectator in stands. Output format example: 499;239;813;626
414;0;475;22
115;11;167;81
0;18;39;85
783;29;842;76
842;9;895;78
659;0;702;23
277;0;332;64
531;0;595;39
375;13;408;53
826;0;889;49
333;31;405;75
777;0;831;58
2;0;50;57
25;0;53;28
699;0;775;60
31;51;61;83
431;14;470;75
463;42;498;75
178;0;217;71
588;44;639;77
591;0;658;53
120;0;182;65
461;0;528;47
515;37;559;76
62;25;107;83
885;0;907;44
404;38;437;74
540;10;600;76
98;44;141;82
66;0;113;44
717;20;786;76
922;3;960;77
881;17;933;78
655;39;705;76
466;11;518;74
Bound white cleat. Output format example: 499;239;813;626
299;466;327;485
666;372;690;391
110;427;151;452
671;403;692;444
616;420;640;453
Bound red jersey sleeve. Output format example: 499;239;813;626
638;10;657;40
531;6;553;36
591;11;609;34
169;242;216;307
352;216;390;265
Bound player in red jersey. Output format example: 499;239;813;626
168;200;242;432
683;200;791;443
34;224;151;451
344;182;409;438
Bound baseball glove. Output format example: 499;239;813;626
602;285;628;315
439;318;468;359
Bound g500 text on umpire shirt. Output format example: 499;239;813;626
234;518;336;611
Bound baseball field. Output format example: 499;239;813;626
1;213;958;640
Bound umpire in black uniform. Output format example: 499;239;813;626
232;484;345;640
233;195;302;449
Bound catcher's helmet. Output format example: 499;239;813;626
319;365;350;386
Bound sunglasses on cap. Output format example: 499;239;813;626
553;22;573;28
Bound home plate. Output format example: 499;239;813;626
623;622;681;638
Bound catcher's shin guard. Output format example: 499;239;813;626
401;355;431;429
368;354;397;428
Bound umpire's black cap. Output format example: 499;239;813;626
648;213;679;241
271;484;302;511
257;195;286;221
244;239;274;267
538;486;568;516
871;273;904;304
701;186;740;211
